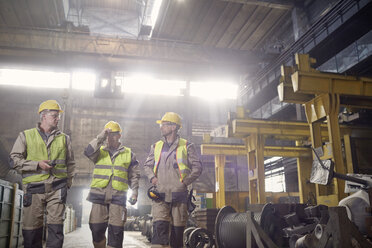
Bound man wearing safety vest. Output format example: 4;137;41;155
144;112;202;248
84;121;140;248
10;100;75;248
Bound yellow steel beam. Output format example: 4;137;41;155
292;71;372;97
264;146;311;157
201;144;311;157
201;144;246;156
290;54;372;97
303;94;331;123
277;82;313;103
230;119;329;139
289;54;353;205
278;82;372;109
215;155;226;208
343;134;354;174
279;55;372;110
246;134;266;204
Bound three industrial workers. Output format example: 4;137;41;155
9;99;202;248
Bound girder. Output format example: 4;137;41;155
0;27;257;79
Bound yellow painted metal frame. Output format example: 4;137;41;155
201;144;311;158
202;125;314;206
230;118;352;140
278;53;372;206
214;154;226;208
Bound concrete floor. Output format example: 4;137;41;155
63;224;151;248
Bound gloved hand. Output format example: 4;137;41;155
97;128;111;140
128;195;137;205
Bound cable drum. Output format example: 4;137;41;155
215;206;248;248
215;204;291;248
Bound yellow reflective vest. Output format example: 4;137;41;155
153;138;190;182
90;146;131;192
23;128;67;185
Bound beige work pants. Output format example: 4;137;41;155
23;187;67;248
151;201;188;248
89;203;127;248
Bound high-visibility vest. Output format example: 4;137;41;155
23;128;67;185
90;146;131;192
153;138;190;182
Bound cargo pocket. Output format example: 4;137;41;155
23;192;32;207
122;208;127;222
60;187;67;204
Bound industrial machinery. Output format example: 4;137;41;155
183;147;372;248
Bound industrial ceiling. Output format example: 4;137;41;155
0;0;293;80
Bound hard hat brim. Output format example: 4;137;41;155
156;120;162;124
108;131;121;134
39;109;64;114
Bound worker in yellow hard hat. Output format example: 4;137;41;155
144;112;203;248
84;121;140;248
10;99;75;248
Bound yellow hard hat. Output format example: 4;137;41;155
156;112;182;127
104;121;122;133
38;100;64;114
147;186;163;201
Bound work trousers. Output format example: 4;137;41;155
22;187;67;248
89;203;127;248
151;201;188;248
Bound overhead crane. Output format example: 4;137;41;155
278;53;372;206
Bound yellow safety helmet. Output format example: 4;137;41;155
156;112;182;127
104;121;122;133
38;100;64;114
147;186;163;202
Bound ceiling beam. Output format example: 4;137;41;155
220;0;294;10
0;27;259;80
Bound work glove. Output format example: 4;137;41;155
128;195;137;205
97;128;110;141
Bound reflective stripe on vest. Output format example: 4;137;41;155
23;128;67;184
153;138;190;182
90;146;131;192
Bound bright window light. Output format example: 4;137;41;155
123;75;186;96
150;0;163;28
190;81;238;100
264;156;282;164
265;172;286;192
81;188;92;224
0;69;69;88
72;71;96;91
101;78;109;88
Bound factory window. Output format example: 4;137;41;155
72;71;96;91
264;156;286;192
0;69;69;88
123;75;186;96
190;81;238;100
265;168;286;192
